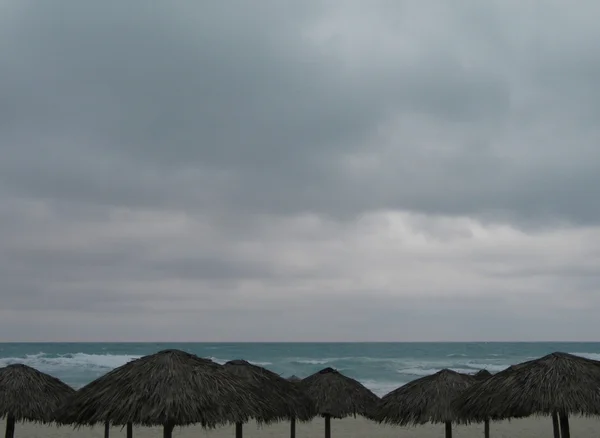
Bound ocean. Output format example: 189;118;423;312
1;342;599;396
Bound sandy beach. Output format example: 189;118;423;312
4;416;600;438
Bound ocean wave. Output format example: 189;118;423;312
396;367;476;376
569;352;600;360
289;356;414;365
396;361;509;377
0;352;140;371
249;361;273;366
361;379;405;397
292;359;336;365
0;348;528;394
0;352;273;374
207;357;272;366
465;362;509;372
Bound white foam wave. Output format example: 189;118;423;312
466;362;509;372
207;357;272;366
291;356;416;365
396;363;509;377
0;352;139;372
293;359;333;365
446;353;467;357
569;352;600;360
396;367;475;376
249;361;273;366
361;380;405;397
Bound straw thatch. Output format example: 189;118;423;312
288;375;301;383
453;352;600;422
0;364;75;422
471;369;494;438
373;369;476;425
57;349;276;429
473;369;492;381
300;367;379;419
224;360;315;422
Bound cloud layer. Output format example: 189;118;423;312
1;0;599;341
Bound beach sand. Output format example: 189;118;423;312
3;416;599;438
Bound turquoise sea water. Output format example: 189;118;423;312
1;342;599;396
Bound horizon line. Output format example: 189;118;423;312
0;340;598;343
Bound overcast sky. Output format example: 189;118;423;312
1;0;599;342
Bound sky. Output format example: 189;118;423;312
1;0;599;342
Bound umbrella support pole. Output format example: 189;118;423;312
236;422;243;438
559;412;570;438
552;412;560;438
4;415;15;438
324;415;331;438
444;421;452;438
163;422;174;438
104;421;110;438
484;419;489;438
127;422;133;438
290;418;296;438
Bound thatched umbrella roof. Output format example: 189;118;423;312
453;352;600;422
223;360;315;422
300;367;379;419
57;349;276;430
0;364;75;422
473;369;492;381
373;369;475;426
0;364;75;438
470;369;494;438
288;375;301;383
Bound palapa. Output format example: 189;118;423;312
373;369;475;438
471;369;493;438
0;363;75;438
301;367;379;438
56;349;277;438
473;369;492;380
287;375;302;383
453;352;600;438
224;360;315;438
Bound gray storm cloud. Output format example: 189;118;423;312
0;0;599;341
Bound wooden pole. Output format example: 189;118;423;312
290;417;296;438
484;419;489;438
559;412;570;438
236;422;243;438
445;421;452;438
4;415;15;438
104;421;110;438
324;415;331;438
126;422;133;438
552;412;560;438
163;423;174;438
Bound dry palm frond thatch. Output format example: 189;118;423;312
224;360;315;438
0;364;75;438
56;349;277;438
373;369;475;438
471;369;493;438
224;360;315;422
453;352;600;438
301;367;379;438
473;369;493;380
301;367;379;419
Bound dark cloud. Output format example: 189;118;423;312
1;1;600;340
4;0;597;223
